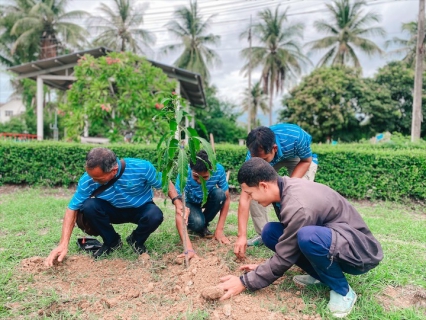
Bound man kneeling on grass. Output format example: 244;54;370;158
219;158;383;318
175;150;231;260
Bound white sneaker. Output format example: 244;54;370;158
328;286;357;318
247;235;263;246
293;275;322;287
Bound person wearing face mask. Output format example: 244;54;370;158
174;150;231;260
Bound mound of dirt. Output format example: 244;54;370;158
377;285;426;311
17;238;323;320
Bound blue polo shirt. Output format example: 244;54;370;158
176;164;229;204
246;123;313;166
68;158;162;210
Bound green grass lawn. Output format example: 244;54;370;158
0;188;425;319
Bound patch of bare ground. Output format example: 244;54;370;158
377;285;426;313
15;238;321;320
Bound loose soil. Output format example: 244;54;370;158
15;238;322;320
2;185;426;318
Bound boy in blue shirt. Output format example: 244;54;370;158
175;151;231;260
237;124;318;251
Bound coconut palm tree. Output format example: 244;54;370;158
90;0;155;55
6;0;89;60
240;6;308;126
386;21;423;68
161;0;221;83
308;0;385;69
0;0;40;65
242;81;268;129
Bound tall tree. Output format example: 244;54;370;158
386;22;422;68
242;81;268;129
240;6;308;126
161;0;221;83
308;0;385;69
90;0;155;55
4;0;89;60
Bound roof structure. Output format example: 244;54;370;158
7;47;206;108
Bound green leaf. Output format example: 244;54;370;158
178;148;188;193
188;139;198;164
196;120;208;137
176;110;183;124
187;127;199;138
168;138;179;160
199;176;208;206
169;119;178;132
194;136;217;171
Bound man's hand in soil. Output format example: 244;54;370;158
214;230;230;244
218;275;246;300
239;264;258;272
234;236;247;259
45;244;68;267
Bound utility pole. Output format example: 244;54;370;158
247;15;252;133
412;0;425;141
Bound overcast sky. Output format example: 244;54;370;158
0;0;419;125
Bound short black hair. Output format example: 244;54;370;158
85;148;117;172
238;158;278;187
246;126;275;156
190;150;212;173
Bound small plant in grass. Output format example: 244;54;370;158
154;92;216;267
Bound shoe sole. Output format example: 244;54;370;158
330;294;357;318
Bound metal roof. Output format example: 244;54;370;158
7;47;206;108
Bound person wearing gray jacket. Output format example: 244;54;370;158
219;158;383;318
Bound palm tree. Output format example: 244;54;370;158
161;0;221;83
308;0;385;69
386;21;422;68
6;0;89;60
90;0;155;55
242;81;268;129
240;6;308;126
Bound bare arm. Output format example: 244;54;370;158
168;181;197;259
234;191;251;259
214;190;231;244
290;157;312;178
45;208;77;267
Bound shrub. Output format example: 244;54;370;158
1;141;425;201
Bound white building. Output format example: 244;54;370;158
0;99;26;124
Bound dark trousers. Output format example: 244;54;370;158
262;223;368;296
185;188;226;233
81;198;163;248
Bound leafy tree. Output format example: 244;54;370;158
89;0;155;55
3;0;89;60
308;0;385;69
161;0;221;83
242;81;268;129
194;86;246;144
240;6;308;126
374;61;426;135
386;21;423;68
280;66;400;142
60;52;176;142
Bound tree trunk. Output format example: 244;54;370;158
269;88;273;126
412;0;425;141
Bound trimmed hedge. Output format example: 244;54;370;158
1;141;425;201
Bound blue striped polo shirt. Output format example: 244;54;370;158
176;163;229;204
246;123;313;166
68;158;162;210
